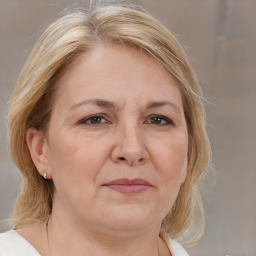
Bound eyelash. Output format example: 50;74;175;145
78;114;174;127
145;115;174;126
78;114;110;126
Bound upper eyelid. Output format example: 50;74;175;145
146;114;173;122
148;114;171;119
78;114;109;124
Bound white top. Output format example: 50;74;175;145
0;230;189;256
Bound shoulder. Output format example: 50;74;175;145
0;230;40;256
168;238;189;256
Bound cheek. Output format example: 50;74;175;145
155;137;188;178
47;130;110;196
152;135;188;202
158;143;188;214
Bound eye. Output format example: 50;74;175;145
145;115;173;126
78;114;110;126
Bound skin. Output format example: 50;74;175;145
23;43;188;256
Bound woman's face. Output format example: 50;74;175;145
41;43;188;235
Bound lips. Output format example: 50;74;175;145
103;178;153;194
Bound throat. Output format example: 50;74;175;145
45;216;168;256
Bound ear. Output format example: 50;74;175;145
26;127;52;179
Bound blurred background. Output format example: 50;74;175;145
0;0;255;255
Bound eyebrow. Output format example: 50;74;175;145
71;99;117;110
146;101;181;116
71;98;181;115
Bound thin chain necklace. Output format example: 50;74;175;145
45;217;160;256
46;216;52;256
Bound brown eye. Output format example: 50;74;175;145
147;115;173;126
79;114;110;126
151;116;163;125
90;116;103;124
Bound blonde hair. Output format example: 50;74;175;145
8;3;211;245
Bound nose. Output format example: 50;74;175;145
111;124;149;166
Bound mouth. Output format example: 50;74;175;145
103;178;153;194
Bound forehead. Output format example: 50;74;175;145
53;43;183;110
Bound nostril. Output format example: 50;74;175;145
119;157;125;161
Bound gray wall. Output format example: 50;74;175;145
1;0;255;255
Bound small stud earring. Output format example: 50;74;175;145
43;170;47;179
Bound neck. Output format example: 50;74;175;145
46;213;167;256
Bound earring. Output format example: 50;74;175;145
43;170;47;180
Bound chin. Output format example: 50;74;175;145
98;207;161;234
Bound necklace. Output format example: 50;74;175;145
46;216;52;256
45;217;160;256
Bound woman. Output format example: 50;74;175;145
0;3;211;256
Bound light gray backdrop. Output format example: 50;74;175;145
0;0;255;255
